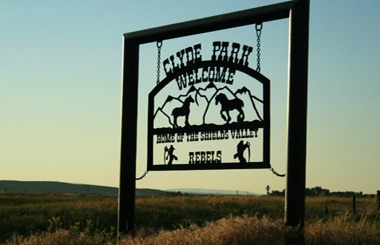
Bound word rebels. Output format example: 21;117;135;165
189;151;222;164
162;42;253;90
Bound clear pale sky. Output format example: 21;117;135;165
1;0;379;194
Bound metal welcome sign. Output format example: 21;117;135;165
119;0;309;234
148;41;270;170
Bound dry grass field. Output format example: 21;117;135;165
1;193;379;244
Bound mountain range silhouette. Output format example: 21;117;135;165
153;82;264;129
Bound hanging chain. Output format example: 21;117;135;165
137;41;161;180
255;23;262;73
270;167;285;177
136;170;149;180
156;41;163;85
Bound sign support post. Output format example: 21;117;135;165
285;0;309;228
118;38;139;234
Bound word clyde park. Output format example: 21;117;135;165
147;41;270;170
163;41;253;90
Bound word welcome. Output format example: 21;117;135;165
162;42;253;90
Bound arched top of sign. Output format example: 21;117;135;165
147;42;270;171
150;60;269;97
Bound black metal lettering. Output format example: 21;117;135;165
169;55;180;72
216;151;222;163
185;47;194;66
228;42;240;63
202;67;208;81
176;49;186;68
175;74;188;90
193;43;202;62
214;66;226;83
188;71;196;86
195;151;201;163
163;58;171;76
219;42;229;61
208;66;214;82
188;152;195;164
201;151;206;163
224;130;229;139
206;151;213;163
239;45;253;66
193;68;202;84
226;68;236;84
156;133;175;143
211;41;221;61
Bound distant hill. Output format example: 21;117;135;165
0;181;262;196
0;180;173;196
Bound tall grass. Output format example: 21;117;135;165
0;193;117;242
7;212;379;244
1;193;379;244
135;195;284;229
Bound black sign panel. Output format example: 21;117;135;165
147;41;270;170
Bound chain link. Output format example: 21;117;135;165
270;167;285;177
156;41;162;85
136;170;149;180
255;23;262;73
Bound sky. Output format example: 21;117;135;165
1;0;379;195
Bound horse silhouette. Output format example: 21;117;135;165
172;96;194;128
215;93;244;124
